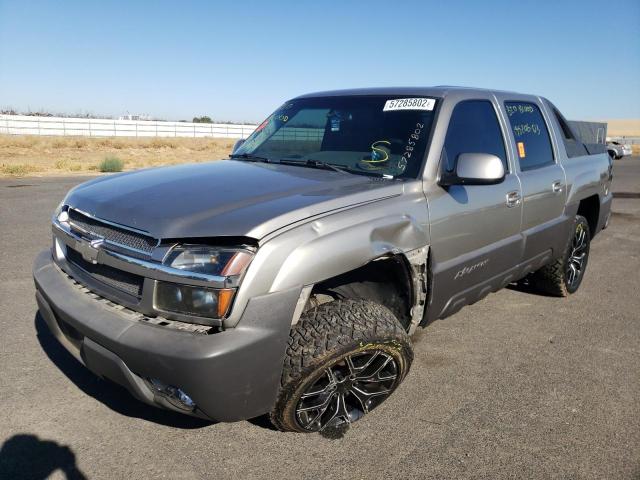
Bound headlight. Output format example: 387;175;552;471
164;245;253;277
155;245;254;319
155;282;234;318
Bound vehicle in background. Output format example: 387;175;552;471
607;140;633;159
34;86;613;433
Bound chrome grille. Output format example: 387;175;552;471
68;209;157;254
66;247;144;298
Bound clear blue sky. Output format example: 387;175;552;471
1;0;638;122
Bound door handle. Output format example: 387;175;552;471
552;181;563;193
506;191;521;208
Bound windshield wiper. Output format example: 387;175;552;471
276;157;395;179
333;165;394;179
278;158;350;174
229;153;271;163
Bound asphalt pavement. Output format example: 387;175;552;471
0;158;638;479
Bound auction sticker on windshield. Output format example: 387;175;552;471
383;98;435;111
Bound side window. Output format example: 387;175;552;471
504;101;554;171
442;100;507;173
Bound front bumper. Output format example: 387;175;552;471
33;250;300;422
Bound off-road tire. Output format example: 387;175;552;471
530;215;591;297
270;299;413;433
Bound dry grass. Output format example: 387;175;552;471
604;119;640;138
0;135;236;176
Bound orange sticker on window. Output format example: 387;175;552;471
517;141;526;158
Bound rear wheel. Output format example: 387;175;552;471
270;299;413;433
531;215;591;296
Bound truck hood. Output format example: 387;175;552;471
64;160;403;240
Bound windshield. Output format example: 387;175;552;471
234;95;438;178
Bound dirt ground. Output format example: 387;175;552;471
605;119;640;138
0;135;236;176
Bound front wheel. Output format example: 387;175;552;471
531;215;591;296
270;299;413;433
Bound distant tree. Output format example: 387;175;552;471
192;116;213;123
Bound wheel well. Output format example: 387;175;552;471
311;255;413;330
577;195;600;237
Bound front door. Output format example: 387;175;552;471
427;99;523;320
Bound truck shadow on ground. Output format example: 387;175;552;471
34;313;342;436
34;312;212;430
0;434;87;480
506;278;557;297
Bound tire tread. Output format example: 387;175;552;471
530;215;590;297
271;299;412;432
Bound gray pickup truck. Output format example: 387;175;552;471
33;87;613;433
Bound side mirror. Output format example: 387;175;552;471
232;139;246;153
440;153;505;186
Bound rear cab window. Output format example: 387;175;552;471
549;104;588;158
504;101;555;171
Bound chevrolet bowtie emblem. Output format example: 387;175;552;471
76;238;105;264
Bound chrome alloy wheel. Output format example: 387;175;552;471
567;223;588;287
295;350;399;431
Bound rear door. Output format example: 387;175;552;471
503;100;568;262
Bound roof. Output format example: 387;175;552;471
293;85;537;100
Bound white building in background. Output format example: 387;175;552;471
118;114;153;121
